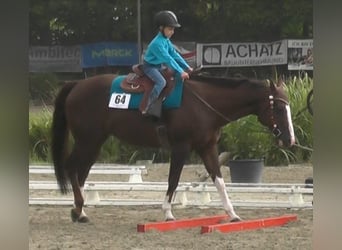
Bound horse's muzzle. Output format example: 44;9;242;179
278;137;295;148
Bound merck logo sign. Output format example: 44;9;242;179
92;49;133;58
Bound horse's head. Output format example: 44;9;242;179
257;79;295;147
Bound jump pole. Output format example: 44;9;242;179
200;214;297;234
137;214;228;232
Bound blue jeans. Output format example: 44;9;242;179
142;62;167;109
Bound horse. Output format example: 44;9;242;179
51;73;295;223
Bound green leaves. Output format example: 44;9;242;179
220;115;273;162
30;0;313;45
29;107;53;163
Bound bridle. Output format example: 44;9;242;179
268;94;290;138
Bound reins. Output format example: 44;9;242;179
184;83;233;123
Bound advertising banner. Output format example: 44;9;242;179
196;40;287;67
29;46;82;72
287;39;313;70
81;42;138;68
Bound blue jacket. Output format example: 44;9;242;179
144;32;190;74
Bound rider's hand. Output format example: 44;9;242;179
187;67;193;73
181;71;190;80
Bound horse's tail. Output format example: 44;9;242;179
51;81;78;194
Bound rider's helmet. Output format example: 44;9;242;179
154;11;181;28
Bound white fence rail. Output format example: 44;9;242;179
29;164;146;183
29;164;313;208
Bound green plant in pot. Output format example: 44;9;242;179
220;115;273;183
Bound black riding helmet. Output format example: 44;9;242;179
154;10;181;28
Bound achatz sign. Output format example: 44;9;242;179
197;40;287;67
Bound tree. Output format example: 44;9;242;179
30;0;138;45
29;0;313;45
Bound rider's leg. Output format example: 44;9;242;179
142;65;166;113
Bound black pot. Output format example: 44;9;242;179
228;159;264;183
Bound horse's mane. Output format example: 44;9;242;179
190;75;267;89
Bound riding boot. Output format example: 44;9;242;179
142;98;163;119
149;98;163;117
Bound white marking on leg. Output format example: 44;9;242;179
162;195;175;221
80;209;87;217
285;105;295;145
73;187;85;208
80;186;85;198
214;176;240;220
77;186;87;217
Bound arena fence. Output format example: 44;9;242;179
29;165;313;208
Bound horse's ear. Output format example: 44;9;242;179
277;76;285;87
267;79;276;91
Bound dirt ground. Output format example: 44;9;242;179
29;163;313;250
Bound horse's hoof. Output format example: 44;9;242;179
165;218;175;221
78;216;90;223
71;209;79;222
230;217;242;222
219;218;230;224
71;209;89;223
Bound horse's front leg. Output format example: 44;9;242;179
163;144;190;221
198;145;241;222
213;176;241;222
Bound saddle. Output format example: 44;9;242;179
121;64;176;113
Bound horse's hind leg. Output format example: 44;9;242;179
197;145;241;222
65;140;103;223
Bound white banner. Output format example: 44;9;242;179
29;46;82;72
287;39;313;70
196;40;287;68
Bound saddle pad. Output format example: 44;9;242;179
109;75;183;109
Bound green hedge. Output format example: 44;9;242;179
29;107;53;163
29;72;85;105
29;74;313;165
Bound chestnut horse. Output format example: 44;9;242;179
51;74;295;223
